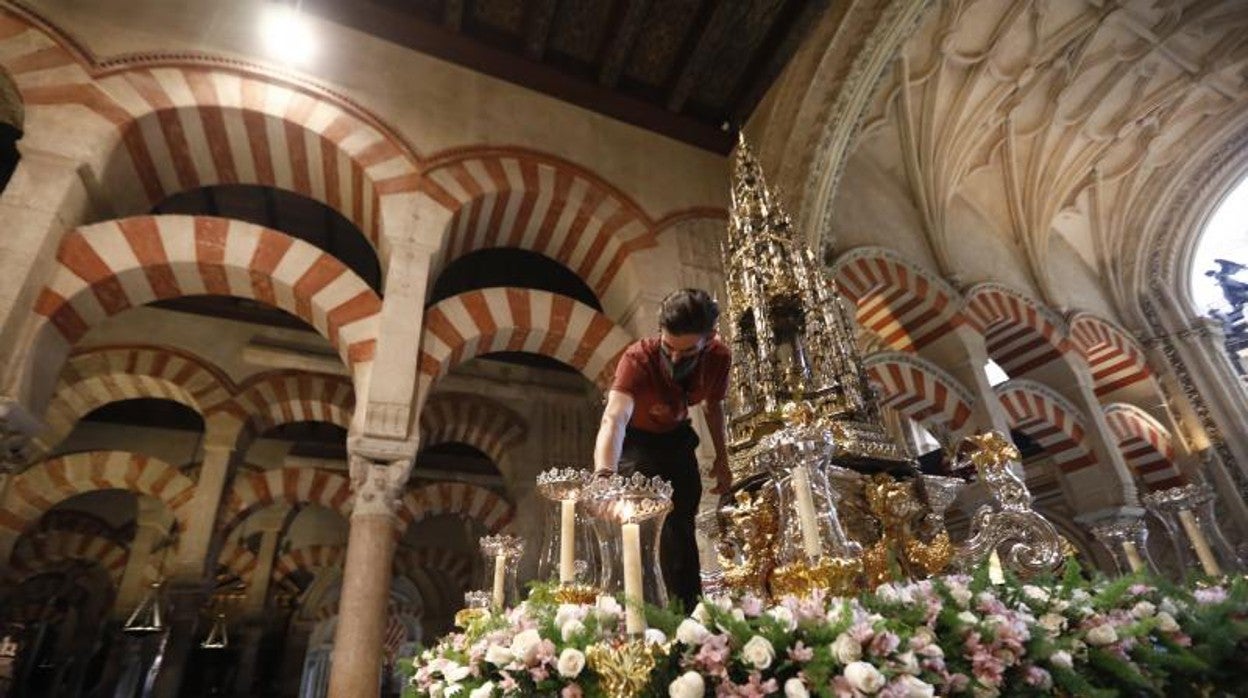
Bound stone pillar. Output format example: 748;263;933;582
115;498;168;617
170;430;238;580
148;583;207;698
327;447;413;698
234;509;286;695
0;149;95;408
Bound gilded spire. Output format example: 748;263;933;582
721;136;911;481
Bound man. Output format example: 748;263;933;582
593;288;733;610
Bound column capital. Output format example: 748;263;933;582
0;396;42;469
348;452;412;518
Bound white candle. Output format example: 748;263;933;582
492;550;507;609
791;465;824;559
988;549;1005;585
621;521;646;635
1121;540;1145;573
1177;509;1221;576
560;499;576;583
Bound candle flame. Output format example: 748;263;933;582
617;501;636;524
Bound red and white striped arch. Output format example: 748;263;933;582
419;392;527;468
9;530;128;587
40;345;231;454
221;468;352;534
994;380;1097;474
398;482;514;534
26;216;380;405
0;451;195;537
216;539;259;584
963;284;1068;377
1067;312;1153;398
272;544;346;593
1103;403;1186;491
864;351;975;438
831;248;963;352
419;149;655;317
93;65;420;249
418;288;633;401
211;371;355;438
394;546;474;593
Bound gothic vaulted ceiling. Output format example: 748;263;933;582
302;0;831;153
855;0;1248;317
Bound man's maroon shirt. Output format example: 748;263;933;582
610;336;731;433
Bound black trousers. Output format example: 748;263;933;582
617;422;703;611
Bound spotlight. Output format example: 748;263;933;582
259;2;317;66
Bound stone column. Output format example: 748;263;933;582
115;498;168;617
170;423;239;580
1084;509;1154;575
0;149;94;400
327;447;413;698
234;509;286;695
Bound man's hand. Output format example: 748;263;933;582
709;453;732;495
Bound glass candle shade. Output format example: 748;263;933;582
1143;484;1241;578
536;468;600;586
479;534;524;610
584;473;673;635
1088;517;1155;576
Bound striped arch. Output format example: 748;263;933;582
212;371;355;438
0;451;194;537
221;468;352;533
39;345;230;453
831;247;963;352
1067;312;1153;397
398;482;514;534
94;65;420;250
963;284;1068;376
864;351;975;438
272;544;346;593
22;215;380;410
1103;403;1186;490
418;288;633;400
9;530;128;587
994;380;1097;473
216;539;259;584
419;149;656;317
419;392;527;468
393;546;474;594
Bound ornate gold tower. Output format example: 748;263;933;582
722;136;910;484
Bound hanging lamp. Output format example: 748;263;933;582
122;580;165;635
200;611;228;649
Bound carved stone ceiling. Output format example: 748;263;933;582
856;0;1248;310
302;0;830;153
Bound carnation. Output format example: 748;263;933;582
892;674;935;698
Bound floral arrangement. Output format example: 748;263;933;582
406;563;1247;697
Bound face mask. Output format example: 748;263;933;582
662;349;701;381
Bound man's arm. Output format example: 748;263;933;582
593;390;635;475
704;400;733;495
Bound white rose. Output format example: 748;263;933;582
556;604;585;628
645;628;668;646
1049;650;1073;669
561;618;586;642
469;682;495;698
509;628;543;663
596;594;623;620
972;686;999;698
895;650;920;675
668;671;705;698
1038;613;1066;634
1085;624;1118;646
949;585;972;607
768;605;797;631
894;675;935;698
484;644;513;666
443;662;472;684
557;648;586;678
956;611;978;625
1131;601;1156;618
784;677;810;698
1022;585;1050;605
676;619;710;645
910;627;936;648
741;635;776;669
831;632;862;664
1155;611;1180;633
691;602;712;624
843;661;886;694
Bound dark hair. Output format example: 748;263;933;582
659;288;719;335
